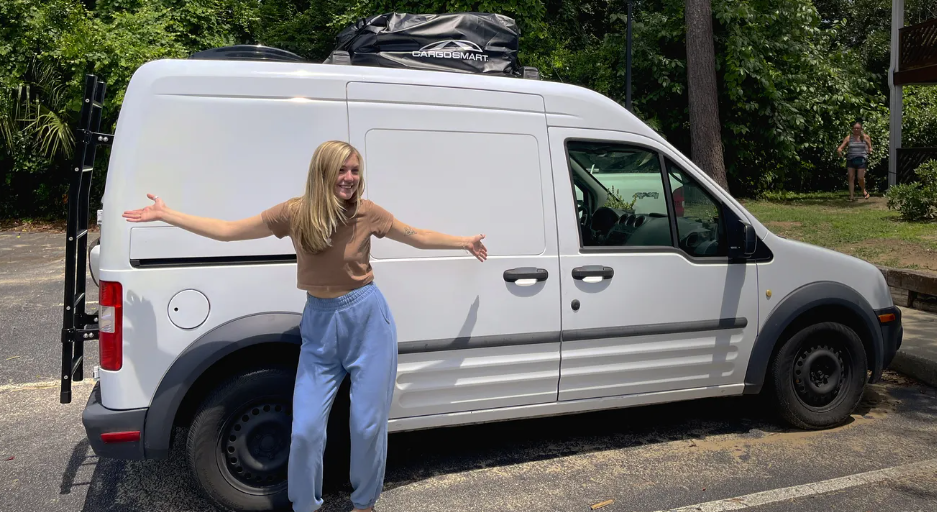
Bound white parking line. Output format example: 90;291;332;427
657;457;937;511
55;300;98;306
0;379;94;392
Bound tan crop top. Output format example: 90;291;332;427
261;199;395;296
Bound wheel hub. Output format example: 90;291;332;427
793;343;847;408
220;402;292;493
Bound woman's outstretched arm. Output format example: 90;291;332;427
385;218;487;262
123;193;273;242
836;135;849;156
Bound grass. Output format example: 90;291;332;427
741;192;937;274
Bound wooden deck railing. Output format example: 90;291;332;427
896;148;937;184
896;17;937;85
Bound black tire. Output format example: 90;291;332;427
768;321;868;430
186;367;295;511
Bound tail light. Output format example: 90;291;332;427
99;281;123;371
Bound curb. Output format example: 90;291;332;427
875;267;937;387
890;351;937;389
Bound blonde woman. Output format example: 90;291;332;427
123;140;487;512
837;120;873;200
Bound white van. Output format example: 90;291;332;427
63;45;903;511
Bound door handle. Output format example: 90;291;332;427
503;267;549;287
572;265;614;283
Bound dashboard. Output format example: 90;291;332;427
582;206;723;256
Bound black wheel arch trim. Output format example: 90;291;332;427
142;312;302;459
743;281;884;395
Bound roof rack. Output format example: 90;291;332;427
188;45;305;63
187;45;541;80
322;49;541;79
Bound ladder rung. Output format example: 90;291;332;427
81;166;93;173
91;101;104;108
76;229;88;239
74;292;85;308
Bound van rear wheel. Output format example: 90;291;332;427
186;367;294;511
768;321;868;430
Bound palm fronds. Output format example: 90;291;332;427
0;59;75;161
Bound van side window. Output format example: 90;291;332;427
665;159;727;257
566;141;673;248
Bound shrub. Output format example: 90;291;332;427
605;185;637;211
886;160;937;221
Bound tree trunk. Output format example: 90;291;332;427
685;0;728;190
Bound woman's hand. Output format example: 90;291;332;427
122;193;167;223
463;234;488;262
387;220;488;262
121;193;273;241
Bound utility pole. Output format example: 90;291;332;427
889;0;904;188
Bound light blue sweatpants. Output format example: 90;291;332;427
288;283;398;511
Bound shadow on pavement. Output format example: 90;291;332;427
68;375;937;512
77;428;220;512
60;439;94;496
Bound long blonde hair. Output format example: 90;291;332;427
289;140;365;254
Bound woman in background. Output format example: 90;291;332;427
837;120;873;201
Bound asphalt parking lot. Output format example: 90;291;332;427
2;232;937;512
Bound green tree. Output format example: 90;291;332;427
685;0;728;189
2;0;936;218
0;0;188;217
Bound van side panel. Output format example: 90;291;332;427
348;82;564;419
97;62;349;410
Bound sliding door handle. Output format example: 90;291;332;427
503;267;549;286
572;265;614;283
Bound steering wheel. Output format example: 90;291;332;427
578;200;592;230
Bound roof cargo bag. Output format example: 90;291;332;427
333;12;521;76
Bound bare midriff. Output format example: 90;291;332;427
306;286;358;299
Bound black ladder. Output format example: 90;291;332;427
60;74;113;404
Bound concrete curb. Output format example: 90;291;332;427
890;351;937;389
874;267;937;386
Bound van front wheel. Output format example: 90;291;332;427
186;367;294;511
768;322;868;430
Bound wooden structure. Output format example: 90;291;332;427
895;17;937;86
890;1;937;185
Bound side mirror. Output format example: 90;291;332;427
730;221;757;259
743;222;757;256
